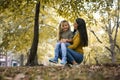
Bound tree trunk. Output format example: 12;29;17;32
110;42;115;63
20;54;24;66
107;19;116;64
26;1;40;66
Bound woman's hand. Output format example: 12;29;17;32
66;39;72;42
60;39;67;43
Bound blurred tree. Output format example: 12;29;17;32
26;1;40;66
0;0;61;66
91;0;119;64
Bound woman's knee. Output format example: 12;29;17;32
77;55;83;64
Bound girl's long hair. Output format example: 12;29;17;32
76;18;88;47
58;20;70;40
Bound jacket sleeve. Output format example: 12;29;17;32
68;33;80;49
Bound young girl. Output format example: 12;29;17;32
49;20;73;65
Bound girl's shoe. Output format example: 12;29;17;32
49;58;58;63
60;60;67;65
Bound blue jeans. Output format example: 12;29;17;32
58;48;83;64
54;42;70;61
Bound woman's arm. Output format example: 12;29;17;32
60;39;72;43
66;39;72;43
68;34;80;49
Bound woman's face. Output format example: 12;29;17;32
73;21;78;30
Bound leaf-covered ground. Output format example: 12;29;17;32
0;64;120;80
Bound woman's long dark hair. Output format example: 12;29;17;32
76;18;88;47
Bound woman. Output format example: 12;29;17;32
59;18;88;65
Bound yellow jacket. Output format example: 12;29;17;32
68;33;84;54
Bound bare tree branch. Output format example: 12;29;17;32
107;20;114;44
90;30;103;43
89;29;115;54
111;24;116;33
113;0;119;52
105;46;112;53
115;44;120;52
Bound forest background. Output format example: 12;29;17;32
0;0;120;66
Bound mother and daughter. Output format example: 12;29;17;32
49;18;88;65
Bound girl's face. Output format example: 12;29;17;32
73;21;78;30
61;22;69;31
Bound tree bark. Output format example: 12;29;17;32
20;54;24;66
107;20;116;63
26;1;40;66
